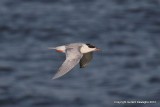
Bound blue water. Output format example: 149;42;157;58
0;0;160;107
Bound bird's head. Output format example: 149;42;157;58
80;43;100;53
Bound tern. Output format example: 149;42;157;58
49;43;100;79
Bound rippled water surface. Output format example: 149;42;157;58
0;0;160;107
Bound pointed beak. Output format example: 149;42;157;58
95;48;101;51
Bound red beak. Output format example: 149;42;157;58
95;48;100;51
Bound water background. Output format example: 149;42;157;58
0;0;160;107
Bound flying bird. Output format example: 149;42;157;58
49;43;100;79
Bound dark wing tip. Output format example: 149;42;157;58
80;63;85;68
79;52;93;68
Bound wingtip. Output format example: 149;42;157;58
52;74;63;80
52;77;56;80
80;66;85;68
52;76;59;80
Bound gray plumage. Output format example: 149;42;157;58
51;43;99;79
52;44;83;79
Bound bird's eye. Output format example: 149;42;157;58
86;44;95;48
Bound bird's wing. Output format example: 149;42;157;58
52;47;83;79
79;52;93;68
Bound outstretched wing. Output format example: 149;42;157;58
52;47;83;79
79;52;93;68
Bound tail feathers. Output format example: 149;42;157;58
48;47;56;50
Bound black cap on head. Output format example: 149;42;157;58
86;43;95;48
